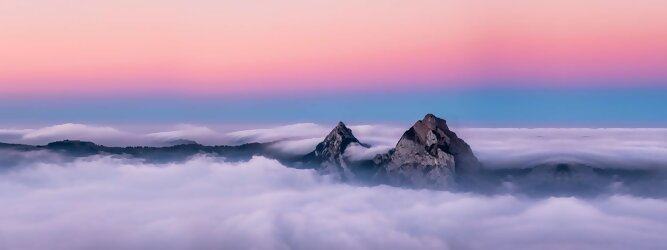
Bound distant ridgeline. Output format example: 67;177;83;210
1;114;665;197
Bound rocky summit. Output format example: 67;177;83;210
303;122;369;180
374;114;481;189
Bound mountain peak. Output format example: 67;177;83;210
424;113;437;119
419;113;449;131
329;121;356;141
315;122;363;159
303;122;369;180
407;114;450;147
336;121;346;127
374;113;480;189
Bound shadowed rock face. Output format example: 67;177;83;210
303;122;369;180
374;114;481;189
314;122;364;161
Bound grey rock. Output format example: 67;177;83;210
304;122;369;180
374;114;480;189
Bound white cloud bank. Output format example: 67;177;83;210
0;155;666;250
344;143;394;162
268;137;325;155
457;128;667;169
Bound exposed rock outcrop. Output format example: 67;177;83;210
374;114;481;189
303;122;369;180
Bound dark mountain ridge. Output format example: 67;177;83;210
1;139;276;163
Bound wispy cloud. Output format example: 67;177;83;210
458;128;667;169
224;123;329;144
19;123;130;145
146;124;221;145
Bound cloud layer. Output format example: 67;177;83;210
2;123;667;249
3;123;667;169
0;155;666;250
457;128;667;169
0;123;404;158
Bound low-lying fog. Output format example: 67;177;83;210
1;123;667;249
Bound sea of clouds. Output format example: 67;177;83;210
2;123;667;249
0;155;666;250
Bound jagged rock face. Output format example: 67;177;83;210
305;122;368;180
375;114;480;189
314;122;361;161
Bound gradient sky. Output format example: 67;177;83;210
1;1;666;124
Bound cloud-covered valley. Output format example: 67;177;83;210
1;155;666;250
2;123;667;249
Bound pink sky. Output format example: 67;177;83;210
1;0;666;95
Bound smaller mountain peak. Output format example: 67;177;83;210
335;121;347;128
330;122;355;138
304;122;367;163
303;121;369;181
